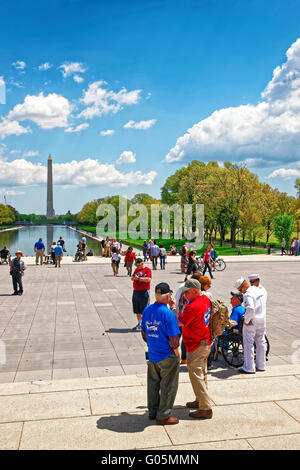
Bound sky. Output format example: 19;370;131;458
1;0;300;214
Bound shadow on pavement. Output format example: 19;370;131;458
106;328;139;334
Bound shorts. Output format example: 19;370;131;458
132;290;150;315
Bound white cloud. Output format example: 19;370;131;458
73;75;84;83
267;161;300;179
7;92;73;129
38;62;52;71
0;118;30;140
23;150;39;157
78;81;142;119
165;38;300;165
12;60;26;70
58;62;86;78
100;129;115;136
0;156;156;187
124;119;157;130
65;123;89;133
0;188;25;196
117;151;136;164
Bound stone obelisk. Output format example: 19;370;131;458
46;154;55;219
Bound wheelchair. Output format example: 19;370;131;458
214;317;270;368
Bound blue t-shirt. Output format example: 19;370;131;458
35;241;45;250
142;303;180;363
230;305;245;326
54;245;63;255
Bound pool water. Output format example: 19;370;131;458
0;225;103;257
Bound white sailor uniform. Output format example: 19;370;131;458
242;285;267;373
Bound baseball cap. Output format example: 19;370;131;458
135;258;144;265
181;279;201;292
234;277;245;289
155;282;173;295
230;291;244;303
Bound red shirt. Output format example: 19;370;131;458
178;295;212;351
203;250;211;262
133;266;152;291
124;252;136;263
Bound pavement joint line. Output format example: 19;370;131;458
274;400;300;425
17;421;24;451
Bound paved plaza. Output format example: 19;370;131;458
0;256;299;449
0;256;299;383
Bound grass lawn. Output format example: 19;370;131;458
78;226;270;255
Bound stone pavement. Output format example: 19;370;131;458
0;257;299;383
0;364;299;449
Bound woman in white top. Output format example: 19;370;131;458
111;250;122;276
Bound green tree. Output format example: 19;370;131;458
274;214;294;247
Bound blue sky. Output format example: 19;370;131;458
1;0;300;214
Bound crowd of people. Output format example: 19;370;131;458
129;248;268;425
281;237;300;256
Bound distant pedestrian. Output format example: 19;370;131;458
124;247;136;276
10;250;26;296
34;238;45;265
50;242;56;265
142;240;148;262
111;249;122;276
202;245;214;279
159;244;167;270
180;245;188;273
57;236;66;252
54;243;63;268
150;241;160;270
131;258;152;331
141;282;180;425
184;249;197;281
281;238;286;255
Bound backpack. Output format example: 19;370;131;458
209;299;236;341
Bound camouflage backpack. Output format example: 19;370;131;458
209;299;236;341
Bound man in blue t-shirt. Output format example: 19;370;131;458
230;291;245;326
141;282;180;425
34;238;45;265
54;244;64;268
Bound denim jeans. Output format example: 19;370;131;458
159;255;166;269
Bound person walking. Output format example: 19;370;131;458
159;244;167;270
104;238;111;258
180;245;188;273
54;243;64;268
178;279;213;419
150;241;160;270
81;236;87;260
131;258;152;331
142;240;148;262
50;242;56;265
124;247;136;276
34;238;45;265
141;282;180;425
57;236;66;252
184;249;197;281
235;275;267;373
10;250;26;296
111;249;122;276
281;238;286;255
202;245;214;279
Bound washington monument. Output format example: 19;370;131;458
46;154;55;219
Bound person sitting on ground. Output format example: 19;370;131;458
141;282;180;425
169;244;178;256
86;249;93;256
0;246;11;264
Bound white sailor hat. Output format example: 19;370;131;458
234;277;245;289
248;274;260;281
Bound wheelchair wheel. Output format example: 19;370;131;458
222;332;244;368
254;335;270;360
215;258;226;271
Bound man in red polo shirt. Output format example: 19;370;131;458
178;279;213;419
131;258;152;331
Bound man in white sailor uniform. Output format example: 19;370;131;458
234;276;267;374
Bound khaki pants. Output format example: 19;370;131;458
105;246;110;257
187;344;213;411
35;250;44;265
55;254;62;267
